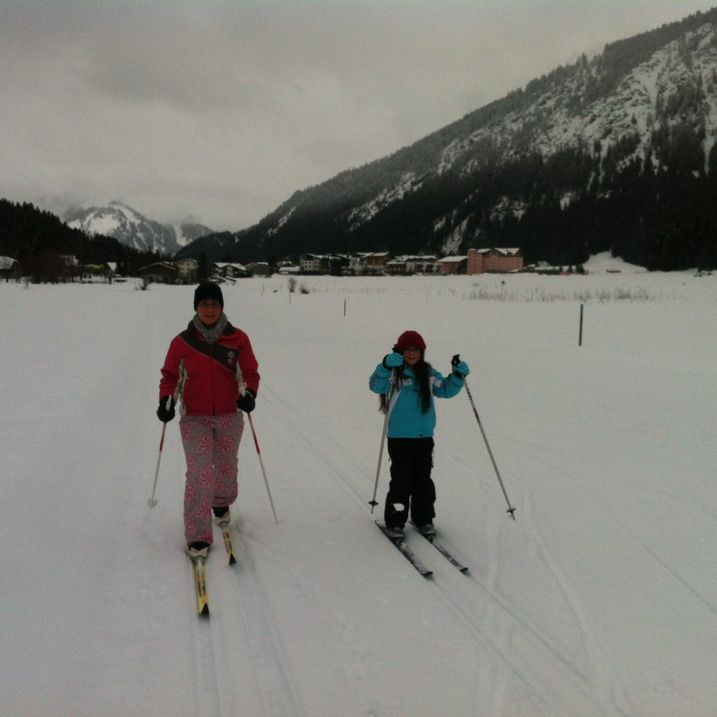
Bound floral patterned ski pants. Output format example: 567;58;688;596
179;411;244;545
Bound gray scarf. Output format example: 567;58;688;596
192;312;228;344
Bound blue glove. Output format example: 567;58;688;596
452;361;470;378
383;352;404;369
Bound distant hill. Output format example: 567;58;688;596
65;201;213;255
0;198;162;277
176;7;717;270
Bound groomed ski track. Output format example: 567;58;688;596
188;528;306;717
4;279;716;716
250;382;638;716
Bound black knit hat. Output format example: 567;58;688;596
193;282;224;310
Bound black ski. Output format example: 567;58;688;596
376;521;433;578
415;530;469;573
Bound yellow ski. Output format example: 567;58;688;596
221;526;237;566
190;557;210;617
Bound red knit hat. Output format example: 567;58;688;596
393;330;426;352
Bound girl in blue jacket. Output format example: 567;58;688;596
369;330;469;538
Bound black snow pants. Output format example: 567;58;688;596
384;437;435;529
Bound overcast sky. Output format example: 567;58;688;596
0;1;712;231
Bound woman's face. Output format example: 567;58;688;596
402;347;422;366
196;299;222;327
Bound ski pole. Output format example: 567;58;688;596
236;365;279;524
453;354;516;520
148;401;170;509
369;368;396;513
148;363;186;509
246;410;279;524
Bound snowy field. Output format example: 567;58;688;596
1;255;716;716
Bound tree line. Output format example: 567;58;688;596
0;199;164;282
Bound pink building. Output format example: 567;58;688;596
467;248;523;274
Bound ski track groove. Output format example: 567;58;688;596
192;608;223;717
533;450;717;619
260;384;376;510
521;494;638;717
185;529;305;716
407;534;613;717
261;381;628;716
229;527;307;717
574;479;717;618
449;451;637;715
503;380;717;616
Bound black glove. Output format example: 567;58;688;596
237;388;256;413
157;396;176;422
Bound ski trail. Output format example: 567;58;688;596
426;571;567;716
524;446;717;618
228;527;307;717
448;449;635;705
191;620;223;717
259;382;372;508
262;379;611;713
439;452;637;715
570;473;717;617
521;493;638;716
403;536;611;717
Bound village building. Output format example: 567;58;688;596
0;256;21;281
276;261;299;275
385;255;438;275
299;254;325;273
247;261;274;277
467;247;523;274
81;262;116;282
436;255;467;274
299;253;349;274
175;258;198;283
347;252;390;275
212;262;251;279
138;262;178;283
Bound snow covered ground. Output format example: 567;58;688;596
1;258;716;716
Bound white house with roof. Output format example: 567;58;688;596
212;262;250;279
386;255;438;275
0;256;20;281
175;258;198;282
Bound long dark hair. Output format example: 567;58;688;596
380;357;432;414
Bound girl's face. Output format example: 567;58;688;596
402;347;422;366
196;299;222;327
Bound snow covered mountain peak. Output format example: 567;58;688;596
64;201;213;255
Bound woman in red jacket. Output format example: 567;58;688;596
157;282;260;558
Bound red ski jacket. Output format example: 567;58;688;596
159;320;260;416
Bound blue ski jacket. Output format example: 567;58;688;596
369;362;464;438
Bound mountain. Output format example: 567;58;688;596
65;201;213;256
177;8;717;270
0;198;162;279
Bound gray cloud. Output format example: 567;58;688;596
0;0;711;230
